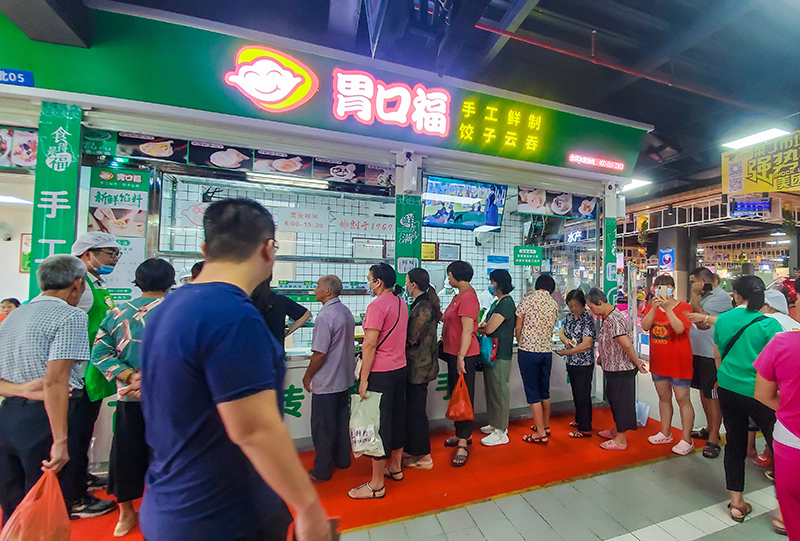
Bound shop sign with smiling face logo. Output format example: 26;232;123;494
225;46;319;113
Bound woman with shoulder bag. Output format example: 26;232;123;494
402;268;442;470
348;263;409;500
713;275;783;522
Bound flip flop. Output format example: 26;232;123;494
445;436;472;447
348;482;386;500
728;502;752;523
452;445;469;467
522;434;549;444
691;428;710;440
702;442;721;459
403;458;434;470
384;468;404;481
568;430;592;438
569;421;579;428
773;518;787;536
531;426;551;436
600;440;627;451
598;430;614;439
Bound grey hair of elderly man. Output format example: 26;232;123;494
320;275;343;297
38;254;87;291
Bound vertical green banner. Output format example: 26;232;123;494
603;216;618;304
29;102;83;298
394;194;422;286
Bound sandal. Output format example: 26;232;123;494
445;436;472;447
568;430;592;438
348;482;386;500
647;432;674;445
531;426;551;436
384;468;404;481
598;429;614;439
452;445;469;467
600;439;627;451
569;421;579;428
773;518;787;536
691;427;710;440
728;502;752;523
403;458;433;470
702;442;721;459
522;434;549;444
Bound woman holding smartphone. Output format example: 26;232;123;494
641;274;695;456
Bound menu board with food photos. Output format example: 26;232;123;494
517;186;598;220
0;127;38;169
188;141;252;171
116;133;188;164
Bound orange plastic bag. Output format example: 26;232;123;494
445;374;474;422
0;470;70;541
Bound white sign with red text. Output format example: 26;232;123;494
277;208;329;234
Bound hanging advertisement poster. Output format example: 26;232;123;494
188;141;253;170
116;133;189;164
395;194;422;278
517;186;598;219
19;234;31;273
659;248;675;271
0;127;38;169
254;150;313;176
722;129;800;194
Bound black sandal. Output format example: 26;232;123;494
531;426;551;436
702;442;721;459
691;428;710;440
384;469;404;481
728;502;752;523
452;445;469;467
445;436;472;447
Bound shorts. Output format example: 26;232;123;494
652;374;692;388
517;351;552;404
690;355;718;399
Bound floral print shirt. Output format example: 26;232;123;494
597;308;635;372
516;290;559;353
563;310;596;367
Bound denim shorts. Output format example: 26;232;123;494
651;373;692;388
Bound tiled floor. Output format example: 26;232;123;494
342;451;782;540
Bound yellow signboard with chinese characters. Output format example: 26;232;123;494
722;130;800;194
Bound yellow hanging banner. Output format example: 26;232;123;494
722;130;800;194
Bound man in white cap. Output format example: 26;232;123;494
64;231;119;519
763;289;800;331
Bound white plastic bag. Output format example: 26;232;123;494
349;392;384;458
636;401;651;428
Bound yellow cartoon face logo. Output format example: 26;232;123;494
225;46;319;113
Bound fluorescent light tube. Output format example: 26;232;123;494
0;195;33;204
722;129;790;150
621;179;652;192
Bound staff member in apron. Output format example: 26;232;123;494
67;232;119;519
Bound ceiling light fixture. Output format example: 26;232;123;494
770;231;787;236
722;128;790;150
621;179;652;192
0;195;33;205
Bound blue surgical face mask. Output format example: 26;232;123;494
90;252;115;275
488;285;496;296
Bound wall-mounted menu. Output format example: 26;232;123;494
0;127;37;169
517;186;598;219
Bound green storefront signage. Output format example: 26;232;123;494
513;246;542;266
0;11;646;176
29;102;82;298
603;217;619;304
395;194;423;284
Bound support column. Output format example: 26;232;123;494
393;151;422;289
602;182;619;304
29;102;83;298
658;226;690;300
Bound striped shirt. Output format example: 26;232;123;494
0;295;89;389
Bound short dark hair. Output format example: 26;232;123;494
191;261;204;279
732;275;765;312
586;287;606;305
203;198;275;262
369;263;403;296
653;274;675;287
566;289;586;306
489;269;514;295
691;267;714;283
447;261;474;283
1;298;20;308
134;258;176;292
535;274;556;293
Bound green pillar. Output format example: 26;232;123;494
29;102;83;298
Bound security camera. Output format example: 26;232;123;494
474;230;491;246
2;234;11;242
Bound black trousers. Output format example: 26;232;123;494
234;501;293;541
309;391;351;481
62;384;102;505
366;367;407;460
604;369;637;433
718;387;777;493
0;397;80;523
108;402;150;502
404;381;431;456
567;365;594;433
444;353;479;440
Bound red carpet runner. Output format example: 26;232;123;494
50;409;681;539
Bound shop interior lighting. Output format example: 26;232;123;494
770;231;787;236
621;179;652;192
0;195;33;205
722;128;790;149
474;225;501;233
249;173;329;190
422;194;482;205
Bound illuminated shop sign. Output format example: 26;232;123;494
225;46;319;113
568;153;625;171
566;230;585;243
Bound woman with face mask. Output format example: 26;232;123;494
641;274;695;455
402;268;442;470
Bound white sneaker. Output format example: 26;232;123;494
481;429;509;446
480;424;496;434
672;439;694;456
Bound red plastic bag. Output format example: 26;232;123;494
446;374;474;422
0;470;70;541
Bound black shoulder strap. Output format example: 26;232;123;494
721;315;767;361
376;296;402;352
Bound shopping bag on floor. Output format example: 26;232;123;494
636;401;650;428
349;392;384;458
446;374;474;422
0;470;70;541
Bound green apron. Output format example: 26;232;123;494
84;278;117;401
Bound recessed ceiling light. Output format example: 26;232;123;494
621;179;652;192
722;128;790;150
0;195;33;205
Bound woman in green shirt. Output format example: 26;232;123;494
91;258;175;537
713;275;782;523
478;269;516;447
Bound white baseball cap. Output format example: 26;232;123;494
70;232;118;256
764;289;789;315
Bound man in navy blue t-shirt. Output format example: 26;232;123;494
140;199;331;541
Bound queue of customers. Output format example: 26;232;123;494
0;197;798;540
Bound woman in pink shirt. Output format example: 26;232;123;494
348;263;408;500
755;332;800;537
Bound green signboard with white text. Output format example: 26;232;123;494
513;246;543;266
0;10;645;176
